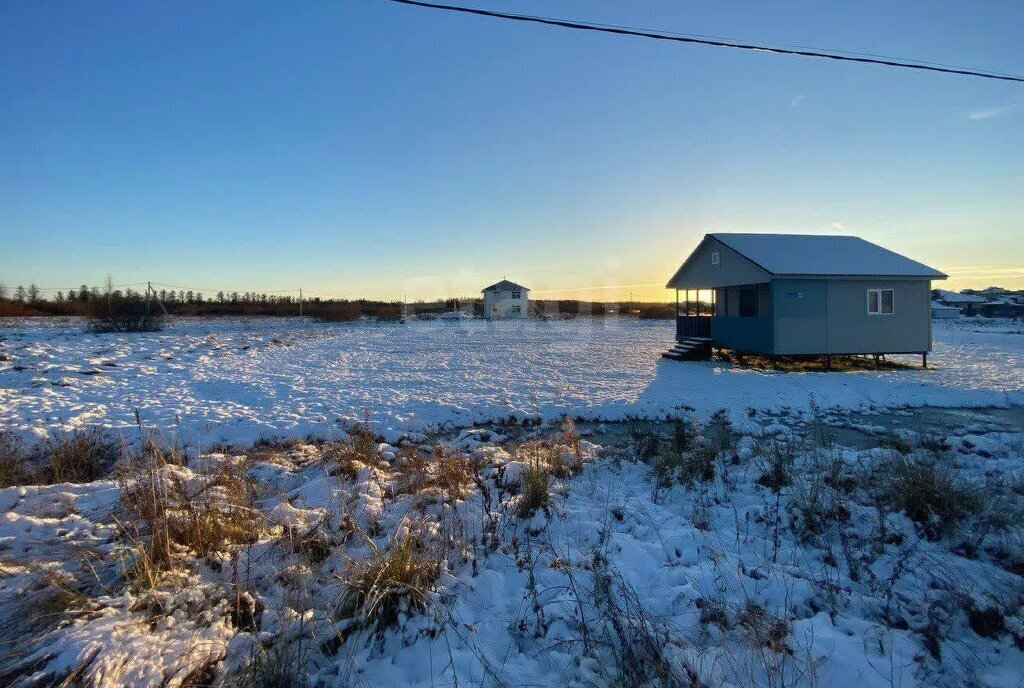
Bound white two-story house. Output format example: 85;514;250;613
482;280;530;319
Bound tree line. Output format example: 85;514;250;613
0;281;674;322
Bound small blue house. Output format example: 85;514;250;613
664;233;947;366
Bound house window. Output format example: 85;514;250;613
738;287;757;317
711;251;720;266
867;289;894;314
511;305;521;314
511;291;521;299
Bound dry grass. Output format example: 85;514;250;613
654;441;717;488
326;421;381;478
736;602;792;656
338;526;442;628
0;432;26;488
228;640;311;688
0;428;119;487
431;445;472;499
755;440;797;492
44;428;119;484
516;455;553;518
560;418;582;460
396;444;473;499
717;351;917;371
0;562;91;649
118;442;263;590
877;451;982;539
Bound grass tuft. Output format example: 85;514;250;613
755;440;797;492
339;527;441;628
118;442;263;590
44;428;119;484
877;451;982;539
327;420;381;477
516;454;553;518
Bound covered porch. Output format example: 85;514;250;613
668;286;774;359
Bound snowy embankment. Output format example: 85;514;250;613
0;317;1022;448
1;413;1022;687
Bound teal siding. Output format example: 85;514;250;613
772;280;828;355
711;316;773;354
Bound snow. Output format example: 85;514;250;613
709;233;947;277
2;414;1022;687
1;317;1022;448
1;316;1023;687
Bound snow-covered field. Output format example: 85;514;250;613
2;317;1023;688
1;317;1022;448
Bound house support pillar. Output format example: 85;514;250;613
922;352;928;369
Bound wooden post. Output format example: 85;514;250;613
922;352;928;369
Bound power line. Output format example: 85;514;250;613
150;282;299;295
377;0;1024;83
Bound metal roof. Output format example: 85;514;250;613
482;280;530;293
708;233;947;278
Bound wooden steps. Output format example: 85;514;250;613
661;336;713;361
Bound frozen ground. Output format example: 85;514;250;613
1;317;1022;447
2;412;1022;688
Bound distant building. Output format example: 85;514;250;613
931;301;960;319
932;289;989;316
664;233;947;365
482;280;529;319
979;299;1024;319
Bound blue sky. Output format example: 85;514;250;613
1;0;1021;300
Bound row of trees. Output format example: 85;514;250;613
0;284;304;307
0;280;674;322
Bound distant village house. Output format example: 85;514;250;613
932;288;1024;318
482;280;529;319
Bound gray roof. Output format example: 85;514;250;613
482;279;530;293
933;289;987;304
709;233;947;278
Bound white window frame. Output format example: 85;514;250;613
711;251;720;266
511;291;521;299
866;288;894;315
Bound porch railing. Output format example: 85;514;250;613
675;315;711;340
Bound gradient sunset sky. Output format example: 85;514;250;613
2;0;1021;301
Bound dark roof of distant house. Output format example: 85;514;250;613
933;289;988;304
708;233;947;278
482;280;530;293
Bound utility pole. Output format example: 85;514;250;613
149;281;169;316
299;289;303;317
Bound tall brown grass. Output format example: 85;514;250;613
118;442;263;590
338;526;442;628
0;428;118;487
